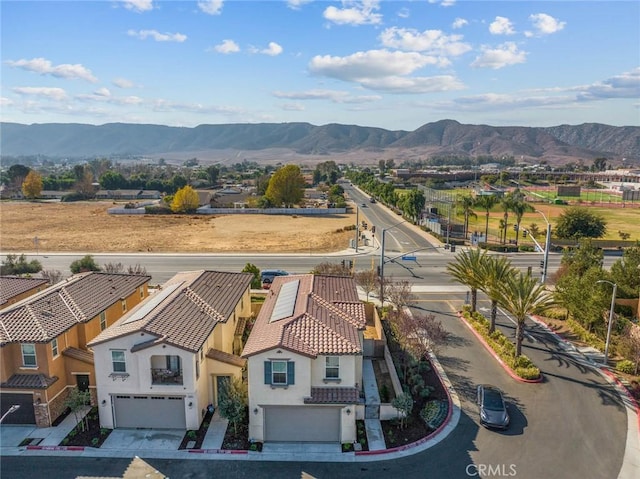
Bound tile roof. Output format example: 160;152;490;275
304;386;360;404
61;346;94;365
242;274;366;358
0;272;151;346
0;276;49;307
89;271;253;353
206;348;246;368
1;373;58;389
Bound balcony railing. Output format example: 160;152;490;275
151;368;183;385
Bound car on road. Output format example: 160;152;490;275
477;384;510;429
260;269;289;288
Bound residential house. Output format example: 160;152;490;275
0;272;151;426
0;276;49;309
88;270;253;430
242;274;366;444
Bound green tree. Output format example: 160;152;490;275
509;190;533;246
555;207;607;240
241;263;262;289
64;387;91;432
99;171;127;190
217;377;247;435
265;164;305;207
455;194;476;239
499;194;515;244
70;255;101;274
446;248;487;313
609;246;640;299
399;189;426;223
474;194;499;243
478;255;516;333
497;272;555;357
391;392;413;429
0;254;42;275
171;185;199;213
205;165;220;186
22;170;43;199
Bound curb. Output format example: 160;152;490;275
188;448;248;455
600;368;640;439
457;312;543;384
26;445;85;451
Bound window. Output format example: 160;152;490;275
111;350;126;373
51;338;59;358
195;358;200;380
121;300;127;313
264;360;294;386
325;356;339;379
100;311;107;331
139;286;144;299
21;344;37;367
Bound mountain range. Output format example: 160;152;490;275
1;120;638;166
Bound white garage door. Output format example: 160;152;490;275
113;395;185;429
264;406;340;442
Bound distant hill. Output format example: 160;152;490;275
1;120;638;165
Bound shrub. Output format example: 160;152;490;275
617;359;636;375
515;366;542;380
380;384;390;402
187;430;197;440
91;437;99;446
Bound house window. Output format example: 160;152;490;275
111;350;126;373
264;360;294;386
121;300;127;313
100;311;107;331
325;356;340;379
21;344;37;367
51;338;59;358
139;286;144;299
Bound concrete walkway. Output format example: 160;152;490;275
200;409;227;450
362;359;386;451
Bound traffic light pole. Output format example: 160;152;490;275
535;210;551;284
379;219;408;306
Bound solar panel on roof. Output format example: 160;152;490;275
270;279;299;322
122;281;183;324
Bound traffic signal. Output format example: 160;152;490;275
513;224;518;231
371;225;376;234
523;230;528;237
376;266;381;276
539;260;545;269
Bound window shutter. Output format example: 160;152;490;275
264;361;272;384
287;361;295;385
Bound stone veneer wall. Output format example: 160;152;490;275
34;386;96;428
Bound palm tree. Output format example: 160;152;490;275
499;194;515;244
509;189;533;246
474;194;499;244
446;248;488;313
479;256;516;333
455;194;477;239
497;272;555;357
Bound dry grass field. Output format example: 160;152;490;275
0;201;358;253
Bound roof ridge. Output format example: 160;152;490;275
58;287;87;323
183;287;225;323
25;304;48;342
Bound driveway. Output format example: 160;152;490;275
100;428;184;450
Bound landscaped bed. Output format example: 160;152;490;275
59;407;112;448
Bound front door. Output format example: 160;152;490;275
76;374;90;392
215;376;231;407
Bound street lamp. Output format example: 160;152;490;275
596;280;617;366
535;210;552;283
379;218;408;306
0;404;20;424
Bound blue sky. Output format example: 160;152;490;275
1;0;638;130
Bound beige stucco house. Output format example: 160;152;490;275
0;272;151;426
242;274;366;444
88;270;253;430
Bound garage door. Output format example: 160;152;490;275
0;393;36;424
264;406;340;442
113;395;185;429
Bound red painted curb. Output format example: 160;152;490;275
601;368;640;441
188;448;248;454
457;312;543;384
26;445;85;451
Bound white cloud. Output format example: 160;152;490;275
527;13;566;36
576;68;640;101
323;0;382;26
6;58;97;83
452;18;468;29
127;29;187;42
94;87;111;97
250;42;283;56
489;16;515;35
121;0;153;13
1;97;14;107
428;0;456;6
397;8;410;19
112;78;135;89
13;86;68;101
357;75;464;94
272;89;381;104
471;42;527;69
214;39;240;54
281;102;305;111
379;27;471;57
198;0;223;16
287;0;312;10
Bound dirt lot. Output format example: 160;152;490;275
0;201;358;253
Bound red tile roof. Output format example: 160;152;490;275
0;272;151;346
0;276;49;307
304;386;360;404
242;274;366;358
89;271;253;353
1;373;58;389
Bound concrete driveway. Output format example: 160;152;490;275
100;428;184;450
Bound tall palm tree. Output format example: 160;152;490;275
479;256;516;333
455;194;477;239
509;189;533;246
446;248;488;313
497;272;555;357
474;194;499;244
499;194;515;245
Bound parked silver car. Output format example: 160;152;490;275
477;384;510;429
